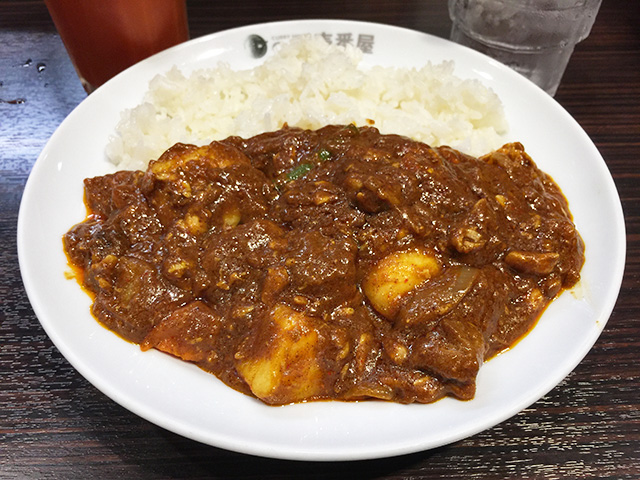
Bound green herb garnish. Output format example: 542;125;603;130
286;163;314;181
317;149;331;161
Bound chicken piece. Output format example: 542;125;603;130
408;316;485;391
92;256;189;344
396;265;479;328
141;301;221;363
144;141;275;232
505;250;560;276
149;141;252;184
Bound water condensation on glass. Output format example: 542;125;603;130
448;0;602;94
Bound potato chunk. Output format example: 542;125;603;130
235;304;326;404
363;249;441;319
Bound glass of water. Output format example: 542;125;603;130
448;0;602;95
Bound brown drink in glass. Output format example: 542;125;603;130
45;0;189;93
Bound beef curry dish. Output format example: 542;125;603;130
64;125;584;405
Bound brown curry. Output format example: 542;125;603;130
63;125;584;405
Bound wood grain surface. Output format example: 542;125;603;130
1;1;639;478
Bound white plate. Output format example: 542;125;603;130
18;20;625;461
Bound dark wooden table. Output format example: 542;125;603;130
2;1;639;478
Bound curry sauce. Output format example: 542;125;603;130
63;125;584;405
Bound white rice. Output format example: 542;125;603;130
106;37;508;171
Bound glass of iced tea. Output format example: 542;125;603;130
45;0;189;93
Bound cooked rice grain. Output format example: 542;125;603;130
106;37;508;170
